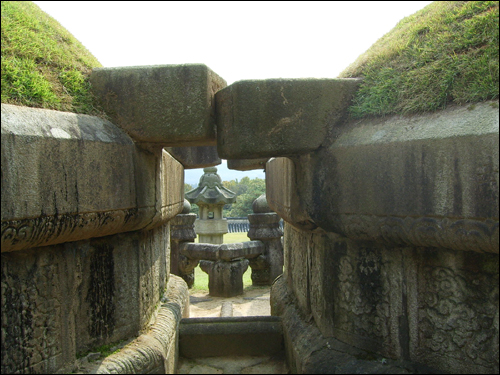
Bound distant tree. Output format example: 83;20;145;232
222;177;265;217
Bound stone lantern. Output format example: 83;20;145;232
185;167;236;244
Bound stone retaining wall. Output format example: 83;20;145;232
265;100;499;374
2;63;498;374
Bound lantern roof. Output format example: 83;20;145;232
185;167;237;206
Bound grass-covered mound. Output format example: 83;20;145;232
1;1;104;115
339;1;499;119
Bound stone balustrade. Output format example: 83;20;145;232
179;240;264;297
247;194;284;285
170;200;198;288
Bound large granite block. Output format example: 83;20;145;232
90;64;226;147
269;101;499;253
166;145;221;169
216;78;361;159
227;158;268;171
1;104;184;252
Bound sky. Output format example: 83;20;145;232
33;1;433;186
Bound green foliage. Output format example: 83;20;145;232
223;177;265;217
76;340;125;359
1;1;105;116
339;1;499;118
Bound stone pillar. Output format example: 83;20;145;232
247;194;284;285
199;259;249;297
170;200;198;288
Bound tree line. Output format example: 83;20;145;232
184;176;265;218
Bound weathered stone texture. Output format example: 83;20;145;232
200;259;250;297
288;100;499;253
227;158;268;171
90;64;226;147
1;223;171;374
281;223;499;373
410;248;499;373
271;274;437;374
166;145;221;169
216;78;361;159
266;157;317;231
96;275;189;374
248;211;284;285
1;104;184;252
170;213;198;288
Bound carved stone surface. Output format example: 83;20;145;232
279;223;499;373
412;249;499;373
199;259;249;297
332;214;499;254
1;105;185;252
1;207;155;252
1;223;171;374
332;245;402;358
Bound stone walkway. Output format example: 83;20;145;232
188;286;271;318
179;287;288;374
177;353;288;374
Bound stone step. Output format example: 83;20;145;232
177;353;288;374
179;316;283;358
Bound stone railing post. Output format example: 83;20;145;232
180;241;264;297
247;194;284;285
170;200;198;288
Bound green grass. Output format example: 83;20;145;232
1;1;106;116
339;1;499;118
191;232;259;292
76;339;125;360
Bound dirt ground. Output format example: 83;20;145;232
188;286;271;318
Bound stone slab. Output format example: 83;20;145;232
216;78;361;159
269;101;499;253
266;157;318;231
1;104;184;252
90;64;226;147
227;158;268;171
180;241;264;261
218;241;264;261
180;242;220;261
179;316;283;357
166;145;221;169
